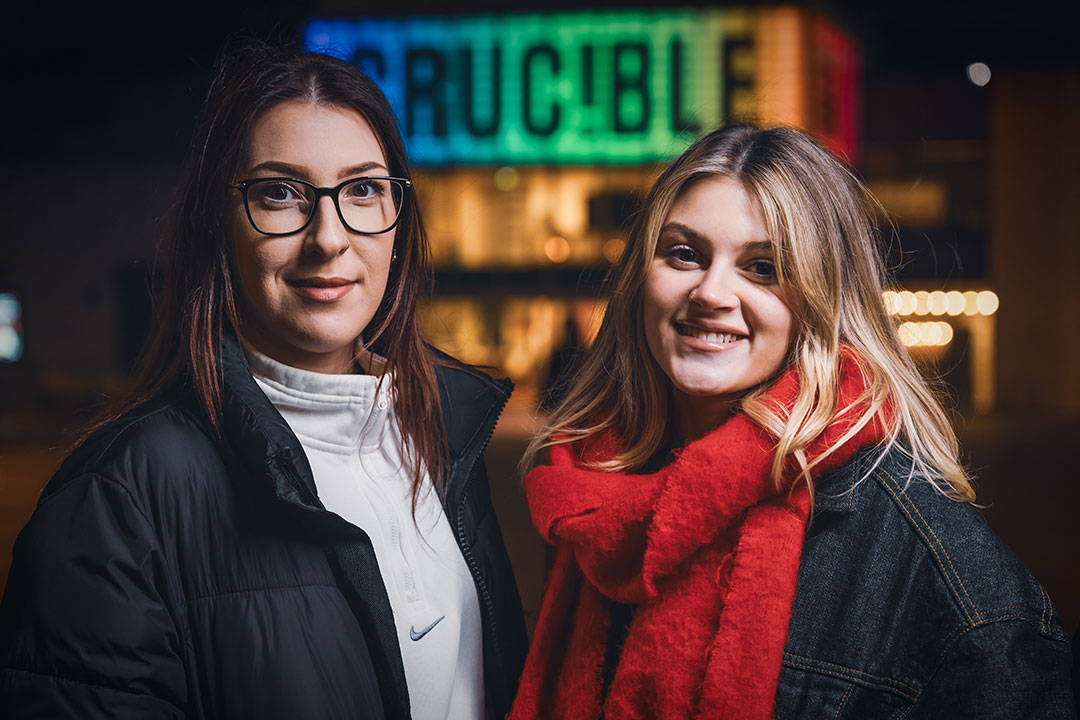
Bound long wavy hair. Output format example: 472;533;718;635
87;44;451;505
526;124;972;503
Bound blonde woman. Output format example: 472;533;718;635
509;124;1076;720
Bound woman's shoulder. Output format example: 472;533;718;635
808;444;1061;630
428;346;513;397
427;347;513;452
44;391;221;513
779;446;1075;718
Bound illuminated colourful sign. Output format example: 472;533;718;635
304;11;752;165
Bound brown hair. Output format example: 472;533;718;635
89;43;451;506
526;124;972;504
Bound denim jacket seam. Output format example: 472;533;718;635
782;652;921;702
878;467;977;610
832;682;855;720
847;462;857;510
889;704;912;720
1040;586;1048;632
885;703;911;720
1038;585;1051;635
876;468;977;623
971;603;1029;618
813;455;862;512
937;612;1031;661
940;619;969;655
1034;585;1068;639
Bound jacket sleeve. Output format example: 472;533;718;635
0;472;187;717
908;617;1077;719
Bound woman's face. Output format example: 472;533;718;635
230;100;395;374
642;176;794;440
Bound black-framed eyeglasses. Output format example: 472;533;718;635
231;176;411;236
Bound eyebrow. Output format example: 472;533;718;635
340;161;389;177
659;222;774;253
245;160;389;179
741;240;775;253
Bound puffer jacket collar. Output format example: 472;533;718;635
433;346;513;512
215;332;512;515
218;333;327;507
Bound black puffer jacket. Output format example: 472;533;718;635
0;335;528;719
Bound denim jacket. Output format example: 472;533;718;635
776;446;1076;719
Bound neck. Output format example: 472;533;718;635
673;392;737;445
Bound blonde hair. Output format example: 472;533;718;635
526;124;972;503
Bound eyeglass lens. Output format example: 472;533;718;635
246;179;405;234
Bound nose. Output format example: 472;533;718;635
690;264;739;310
303;195;351;258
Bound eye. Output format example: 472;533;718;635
745;258;778;282
663;243;702;268
342;178;387;204
251;180;308;209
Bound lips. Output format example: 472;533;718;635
676;322;747;348
287;276;356;302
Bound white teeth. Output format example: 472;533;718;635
682;326;740;344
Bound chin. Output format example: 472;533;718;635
680;385;737;399
283;325;359;354
307;335;363;355
668;369;736;396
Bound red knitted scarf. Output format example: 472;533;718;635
509;352;886;720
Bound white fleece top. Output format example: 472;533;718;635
248;348;485;720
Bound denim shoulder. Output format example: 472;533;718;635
776;445;1077;720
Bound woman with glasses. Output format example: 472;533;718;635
509;124;1076;720
0;45;527;720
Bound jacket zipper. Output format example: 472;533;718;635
454;391;509;689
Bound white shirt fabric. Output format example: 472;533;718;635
248;348;485;720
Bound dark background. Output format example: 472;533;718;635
1;0;1078;637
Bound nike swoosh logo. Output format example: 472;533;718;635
409;615;446;641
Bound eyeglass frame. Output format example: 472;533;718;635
230;176;413;237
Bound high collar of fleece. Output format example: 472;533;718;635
246;346;394;454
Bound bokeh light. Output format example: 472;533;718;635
945;290;965;316
545;235;571;263
493;166;520;191
603;237;626;264
966;62;991;87
976;290;999;315
898;321;955;347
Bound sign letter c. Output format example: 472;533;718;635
523;44;561;137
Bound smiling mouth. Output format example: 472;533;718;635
676;323;746;345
